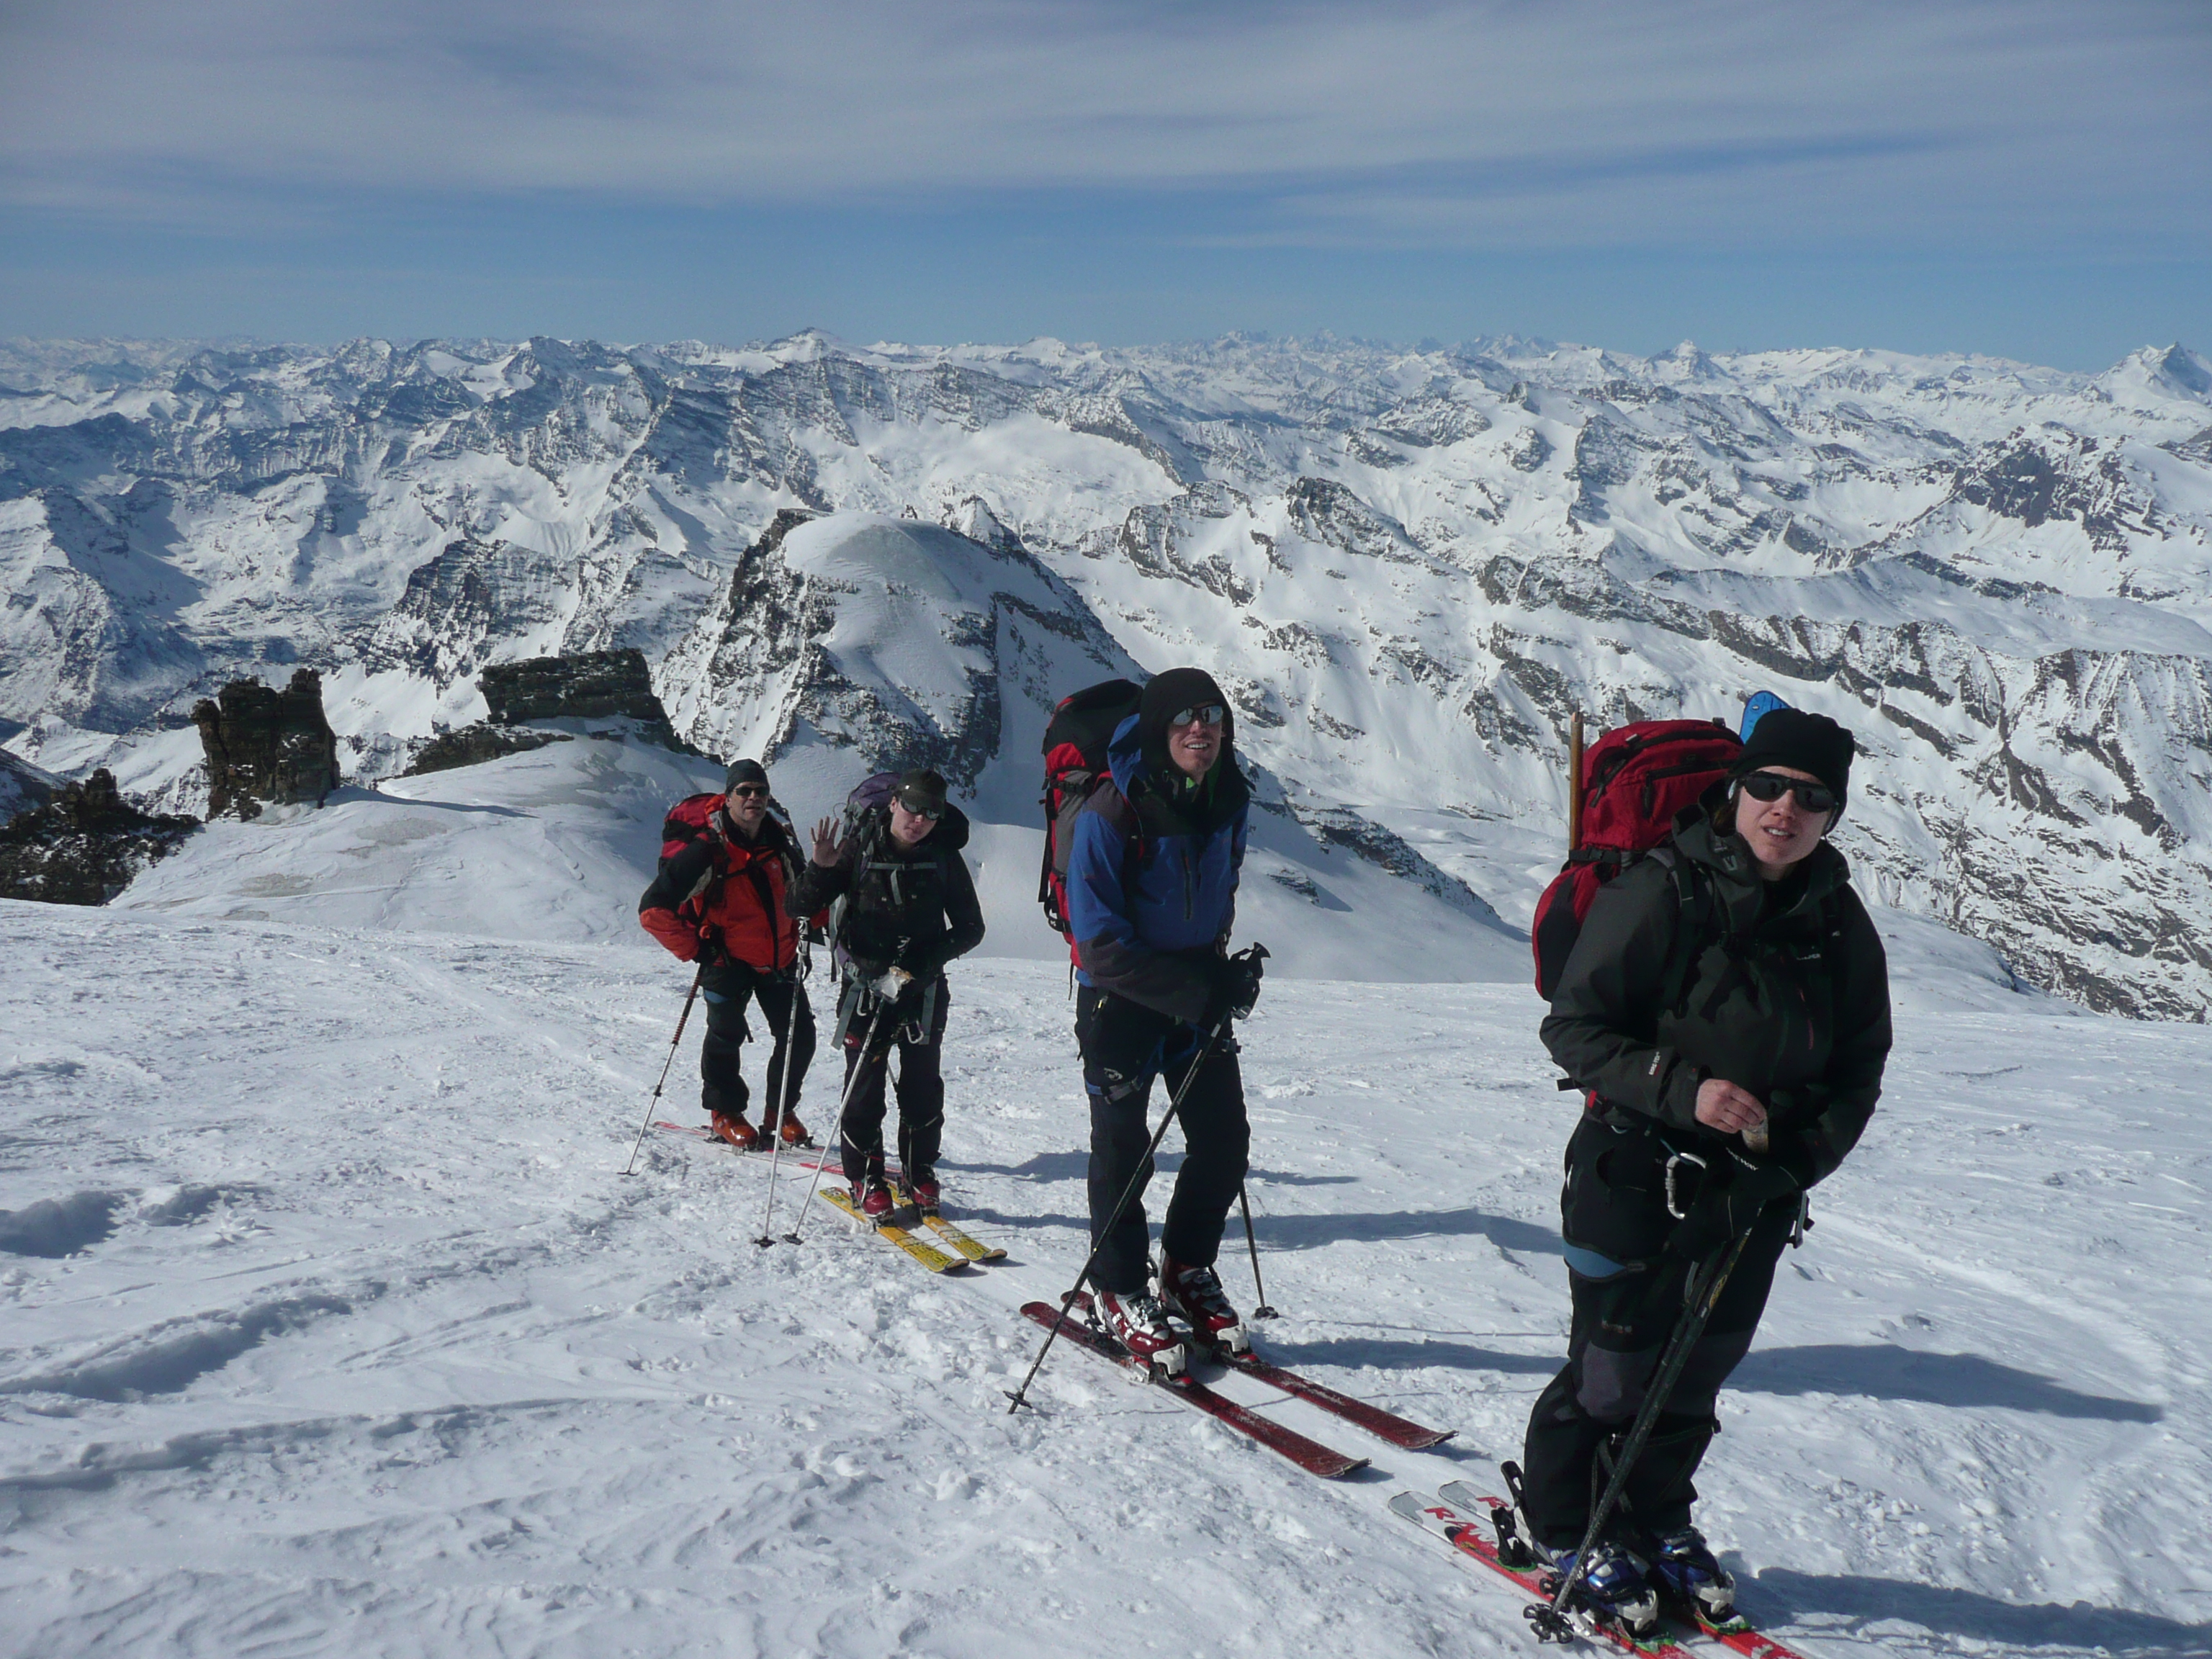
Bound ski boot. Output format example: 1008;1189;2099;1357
1156;1256;1251;1354
1096;1290;1188;1378
1546;1540;1662;1641
1646;1524;1737;1627
854;1177;895;1220
709;1112;760;1151
905;1166;941;1213
773;1109;814;1149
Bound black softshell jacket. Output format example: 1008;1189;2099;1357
1540;812;1892;1188
788;805;986;981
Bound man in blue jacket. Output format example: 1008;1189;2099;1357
1066;667;1265;1375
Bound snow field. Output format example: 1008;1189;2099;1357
3;903;2208;1658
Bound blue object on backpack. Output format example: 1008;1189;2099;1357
1740;691;1789;742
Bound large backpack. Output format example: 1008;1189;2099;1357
825;771;901;968
1529;719;1742;1000
1036;678;1143;960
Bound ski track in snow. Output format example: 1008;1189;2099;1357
3;904;2208;1658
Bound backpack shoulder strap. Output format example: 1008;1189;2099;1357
1651;848;1712;1020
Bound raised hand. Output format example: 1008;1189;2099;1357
810;815;846;868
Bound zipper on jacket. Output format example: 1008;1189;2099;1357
1182;844;1195;920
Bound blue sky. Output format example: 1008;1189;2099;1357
1;0;2206;368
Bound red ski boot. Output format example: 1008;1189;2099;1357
1096;1290;1188;1377
1158;1256;1251;1354
854;1177;894;1220
709;1112;760;1151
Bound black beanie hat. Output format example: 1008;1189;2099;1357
894;768;948;815
1138;667;1233;778
724;757;769;794
1732;708;1855;811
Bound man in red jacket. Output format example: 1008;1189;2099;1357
638;760;817;1150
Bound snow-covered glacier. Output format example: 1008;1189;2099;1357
4;332;2209;1015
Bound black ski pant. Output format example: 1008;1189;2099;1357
1076;985;1248;1298
1519;1114;1798;1550
698;962;815;1134
837;975;950;1185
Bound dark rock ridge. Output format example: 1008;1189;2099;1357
478;648;688;749
402;724;572;776
0;769;199;904
192;670;342;820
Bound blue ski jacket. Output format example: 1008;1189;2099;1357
1066;713;1249;1023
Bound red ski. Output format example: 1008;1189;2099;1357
1434;1484;1823;1659
1388;1489;1696;1658
1215;1347;1454;1449
1019;1302;1367;1480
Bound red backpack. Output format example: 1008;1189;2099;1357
1037;678;1143;961
1529;719;1741;1000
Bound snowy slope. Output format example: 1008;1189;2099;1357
108;719;1524;985
2;902;2204;1658
4;334;2211;1014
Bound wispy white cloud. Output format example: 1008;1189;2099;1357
1;0;2206;252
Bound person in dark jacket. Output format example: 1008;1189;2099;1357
1510;708;1892;1635
638;759;817;1151
791;768;984;1216
1064;667;1266;1374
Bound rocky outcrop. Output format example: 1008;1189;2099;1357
191;670;342;820
402;724;572;776
478;647;685;745
0;769;198;904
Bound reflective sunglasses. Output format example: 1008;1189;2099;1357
895;795;944;820
1169;703;1226;729
1739;771;1838;815
729;783;770;800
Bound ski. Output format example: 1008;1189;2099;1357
1431;1484;1820;1659
819;1186;968;1274
890;1184;1007;1262
1018;1301;1367;1480
1209;1346;1452;1449
1389;1489;1697;1658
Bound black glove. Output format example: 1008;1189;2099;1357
1204;945;1267;1026
695;930;730;968
1664;1154;1799;1262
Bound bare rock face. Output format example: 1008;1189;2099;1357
0;769;199;904
477;648;686;748
403;724;571;776
192;669;343;820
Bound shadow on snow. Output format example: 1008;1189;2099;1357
1732;1344;2162;1421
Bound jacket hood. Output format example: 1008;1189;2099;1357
1676;797;1851;930
1107;712;1249;833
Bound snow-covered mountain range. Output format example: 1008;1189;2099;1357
4;332;2209;1016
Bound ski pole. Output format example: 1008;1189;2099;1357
1004;1015;1229;1413
1527;1228;1755;1645
1236;1184;1278;1319
784;994;894;1244
621;963;705;1176
752;974;806;1247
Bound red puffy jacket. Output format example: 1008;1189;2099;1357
637;802;801;971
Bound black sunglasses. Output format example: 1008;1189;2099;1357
1169;703;1226;729
729;783;770;800
1740;772;1837;815
896;796;943;820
